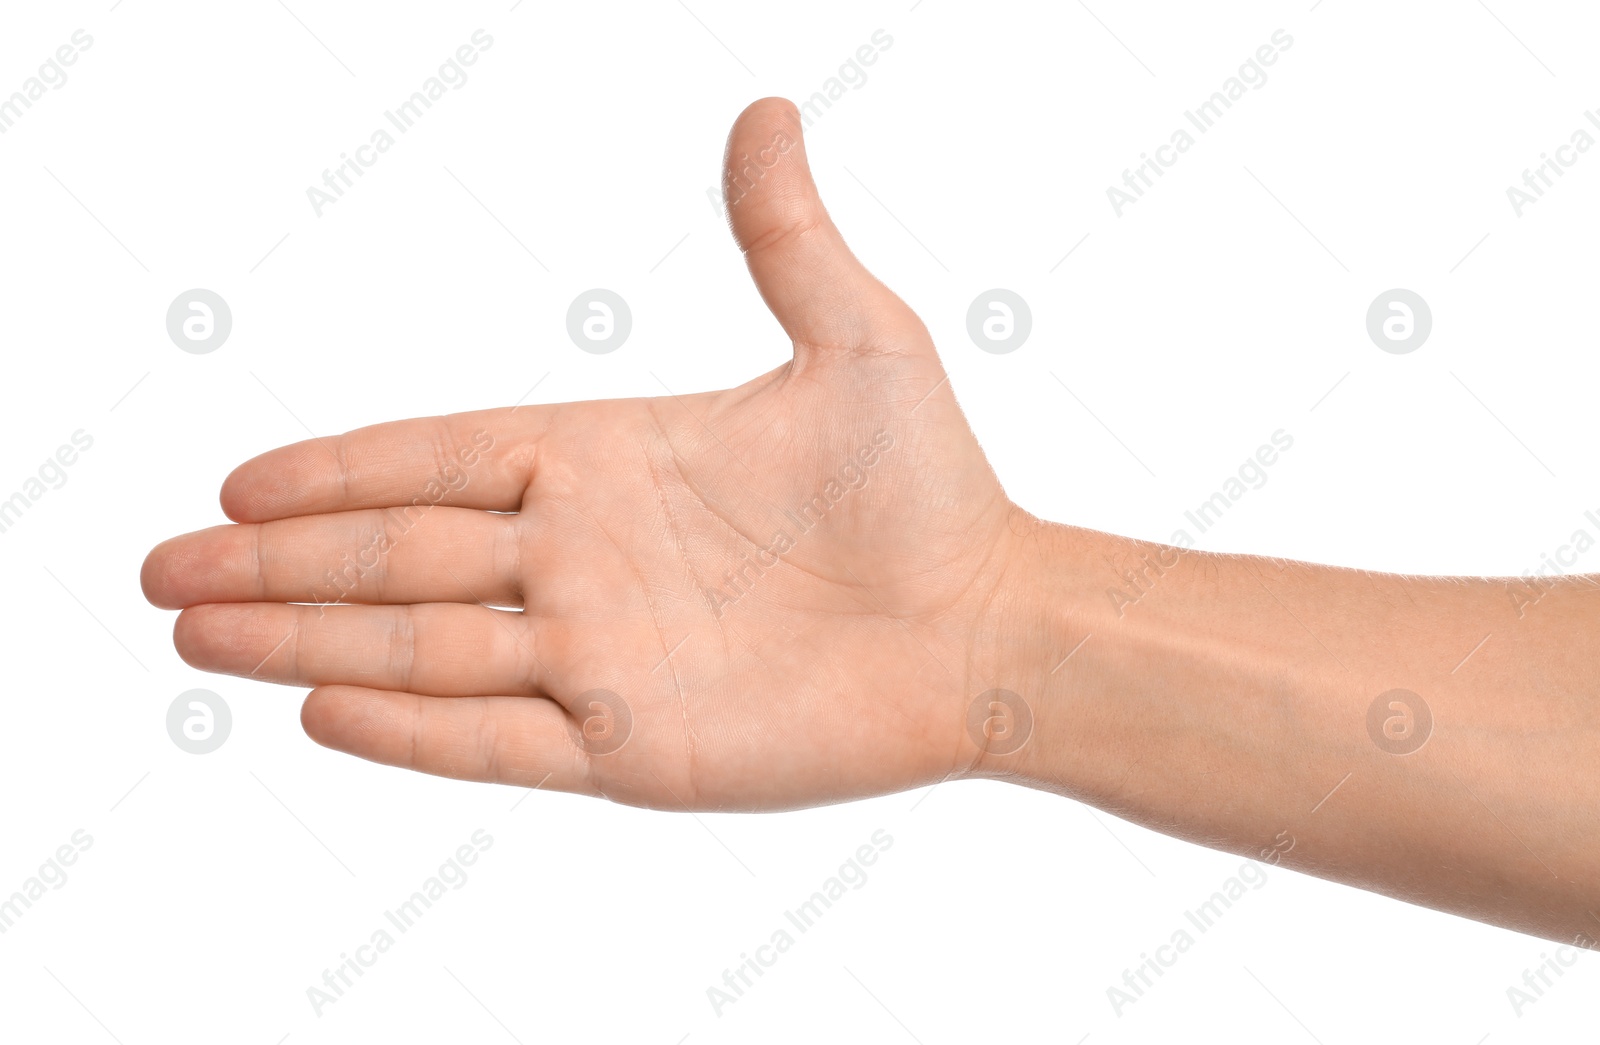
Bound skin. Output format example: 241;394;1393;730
143;98;1599;948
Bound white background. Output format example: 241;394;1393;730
2;0;1596;1041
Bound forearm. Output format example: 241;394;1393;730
986;520;1600;946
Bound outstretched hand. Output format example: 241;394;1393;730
143;98;1038;810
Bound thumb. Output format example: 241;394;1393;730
723;97;920;356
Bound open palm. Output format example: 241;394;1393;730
143;99;1030;810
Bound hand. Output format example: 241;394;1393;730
136;98;1600;949
142;98;1037;811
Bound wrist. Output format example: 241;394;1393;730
959;511;1126;787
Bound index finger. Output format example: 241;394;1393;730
221;406;549;522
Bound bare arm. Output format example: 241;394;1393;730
143;96;1600;949
983;523;1600;946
